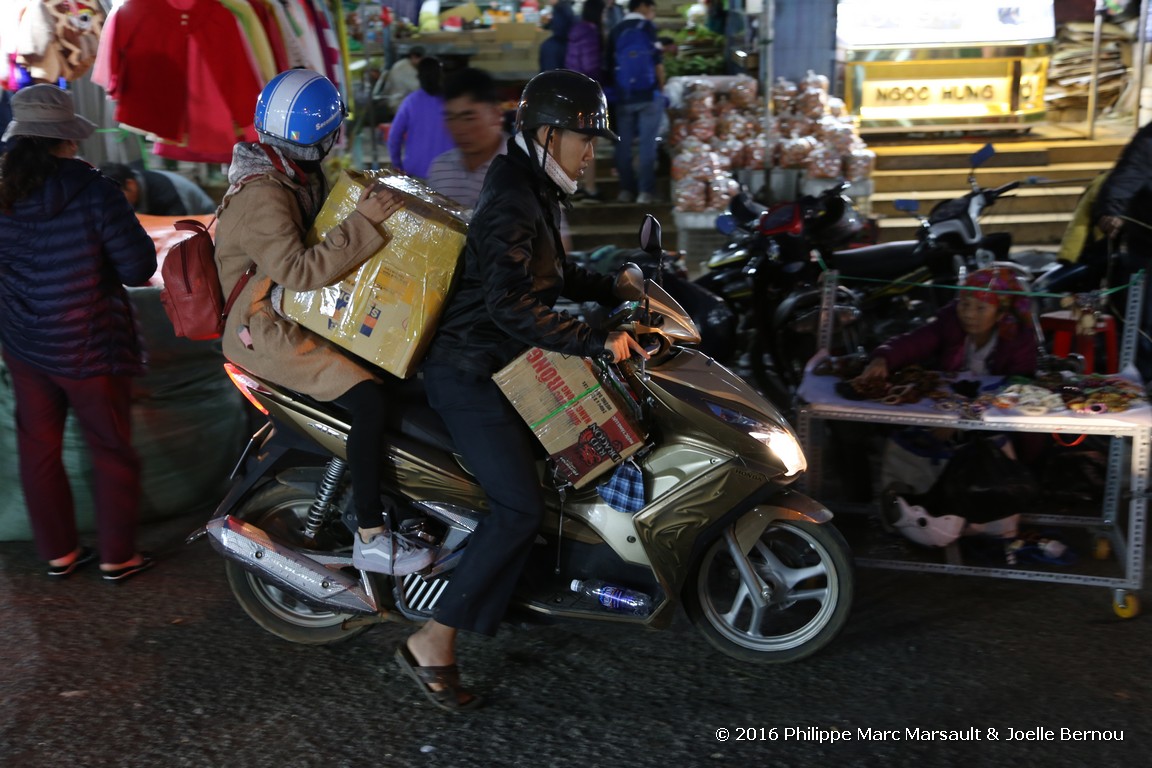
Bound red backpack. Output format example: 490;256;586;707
159;216;254;341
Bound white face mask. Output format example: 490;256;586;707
515;131;578;195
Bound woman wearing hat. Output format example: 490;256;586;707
859;267;1038;380
0;84;157;581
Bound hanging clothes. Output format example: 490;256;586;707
93;0;263;162
14;0;106;84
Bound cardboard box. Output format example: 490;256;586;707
493;348;645;488
282;170;467;378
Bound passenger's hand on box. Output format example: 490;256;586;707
858;357;888;381
604;331;650;364
1098;215;1124;238
356;184;403;227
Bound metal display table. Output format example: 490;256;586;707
795;271;1150;617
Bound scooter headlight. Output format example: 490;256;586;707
749;426;807;477
705;402;807;477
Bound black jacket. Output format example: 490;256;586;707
426;139;617;376
1095;121;1152;253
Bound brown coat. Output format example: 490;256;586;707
215;171;388;401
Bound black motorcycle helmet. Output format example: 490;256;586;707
515;69;618;141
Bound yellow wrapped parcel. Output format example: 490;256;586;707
282;170;467;378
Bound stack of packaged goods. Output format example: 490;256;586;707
667;71;876;213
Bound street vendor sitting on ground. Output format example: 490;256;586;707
858;267;1038;382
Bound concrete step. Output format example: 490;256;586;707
876;212;1074;245
870;161;1110;193
869;184;1087;218
870;138;1127;171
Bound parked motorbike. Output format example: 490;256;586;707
189;215;855;664
702;145;1033;403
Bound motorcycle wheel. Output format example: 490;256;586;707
684;519;854;664
225;483;375;645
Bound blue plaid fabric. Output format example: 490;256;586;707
597;459;646;513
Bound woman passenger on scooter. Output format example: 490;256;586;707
398;70;648;711
215;69;431;577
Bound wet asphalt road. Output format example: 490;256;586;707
1;509;1150;768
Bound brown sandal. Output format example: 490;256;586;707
394;642;484;713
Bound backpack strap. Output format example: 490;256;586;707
222;262;257;324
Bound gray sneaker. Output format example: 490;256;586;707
616;190;635;204
353;533;434;576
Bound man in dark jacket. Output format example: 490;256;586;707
98;161;217;216
396;71;646;712
0;85;157;580
1094;120;1152;379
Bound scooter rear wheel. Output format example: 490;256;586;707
684;519;854;663
225;482;374;645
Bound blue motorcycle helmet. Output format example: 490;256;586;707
254;69;346;148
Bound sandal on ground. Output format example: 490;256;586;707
47;546;96;577
394;642;483;713
101;553;156;582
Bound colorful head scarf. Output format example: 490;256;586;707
961;267;1031;339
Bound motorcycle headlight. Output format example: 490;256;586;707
749;426;807;477
705;401;807;477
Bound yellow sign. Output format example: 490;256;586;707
862;78;1013;110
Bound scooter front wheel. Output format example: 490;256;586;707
684;519;854;663
225;483;374;645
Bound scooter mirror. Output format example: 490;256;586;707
639;214;663;255
893;199;920;214
715;213;737;235
615;262;646;300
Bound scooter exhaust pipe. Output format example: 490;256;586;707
204;515;377;614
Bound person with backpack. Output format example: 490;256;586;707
606;0;664;204
0;85;156;581
214;69;432;577
564;0;606;202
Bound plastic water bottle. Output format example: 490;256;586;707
570;579;652;616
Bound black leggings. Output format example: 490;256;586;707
333;380;390;530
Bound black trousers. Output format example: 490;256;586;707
423;361;545;636
333;380;389;530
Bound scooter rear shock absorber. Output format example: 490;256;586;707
303;457;348;540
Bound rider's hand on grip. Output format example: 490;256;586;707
604;331;650;363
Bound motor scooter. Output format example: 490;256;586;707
189;216;854;664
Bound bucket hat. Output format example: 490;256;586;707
2;84;96;142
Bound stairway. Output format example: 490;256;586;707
867;125;1132;250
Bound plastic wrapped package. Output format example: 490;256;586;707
778;135;818;168
672;145;707;180
795;87;828;119
689;114;717;141
800;69;830;93
713;137;745;170
771;76;797;114
683;77;717;117
673;178;709;211
729;75;759;109
707;173;742;210
745;133;769;168
708;146;733;173
718;112;756;140
669;117;692;146
822;119;858;155
827;96;846;117
283;170;467;378
807;146;844;179
845;148;877;181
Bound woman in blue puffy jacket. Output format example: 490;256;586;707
0;85;157;581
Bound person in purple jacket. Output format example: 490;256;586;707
387;56;455;180
0;85;157;581
859;267;1038;381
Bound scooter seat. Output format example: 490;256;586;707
827;241;926;281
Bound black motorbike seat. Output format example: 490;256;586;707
827;240;927;281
